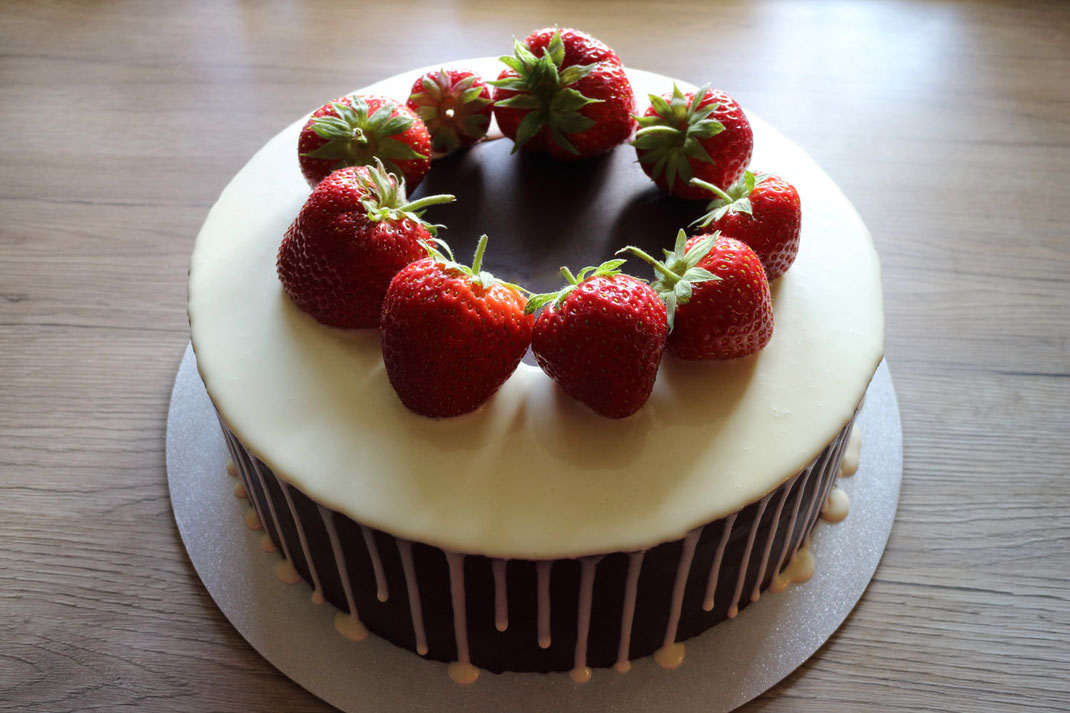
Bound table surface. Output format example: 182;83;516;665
2;1;1068;711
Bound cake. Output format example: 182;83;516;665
187;56;884;683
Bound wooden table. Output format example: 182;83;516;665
3;1;1068;710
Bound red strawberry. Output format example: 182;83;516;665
691;170;802;281
633;85;753;200
406;68;493;155
491;27;635;159
298;95;431;189
277;160;455;328
621;230;773;360
526;261;667;418
380;236;533;417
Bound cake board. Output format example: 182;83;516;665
167;343;902;712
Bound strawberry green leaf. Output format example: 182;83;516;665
558;62;597;87
548;124;579;155
378;115;415;136
490;77;529;93
546;30;566;66
459;86;486;104
414;105;438;122
301;139;353;160
513;110;547;152
497;55;525;74
649;93;672;117
421;76;443;100
377;137;426;160
551;111;596;134
496;94;543;110
551;87;601;113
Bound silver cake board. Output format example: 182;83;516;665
167;343;902;712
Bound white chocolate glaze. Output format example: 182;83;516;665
614;551;644;673
333;611;368;642
821;487;850;523
768;467;813;592
397;540;429;655
188;58;884;560
219;412;852;677
318;505;362;628
570;557;599;683
243;508;261;531
251;460;298;578
445;552;478;684
275;558;300;585
751;481;795;604
361;525;388;603
703;514;736;612
727;495;771;619
660;529;701;656
653;643;686;670
840;426;862;477
770;543;815;593
280;480;324;604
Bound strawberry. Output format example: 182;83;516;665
380;236;533;417
491;27;635;159
620;230;773;360
298;95;431;189
633;84;753;200
691;170;802;281
406;68;493;155
526;261;667;418
277;160;455;329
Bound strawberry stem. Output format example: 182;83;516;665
401;194;456;213
690;178;732;204
470;234;489;275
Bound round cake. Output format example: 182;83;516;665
187;57;884;682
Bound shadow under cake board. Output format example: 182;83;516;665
167;344;902;713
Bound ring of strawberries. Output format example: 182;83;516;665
278;27;802;419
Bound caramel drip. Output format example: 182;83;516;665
702;513;737;612
768;465;814;594
492;559;508;632
397;539;428;655
225;458;237;477
360;525;388;602
249;459;298;584
614;551;644;673
727;494;771;618
279;479;324;604
570;557;600;683
259;533;277;552
445;551;478;684
233;481;247;499
751;479;795;603
536;560;552;649
317;504;363;635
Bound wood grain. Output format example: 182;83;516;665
2;0;1068;710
